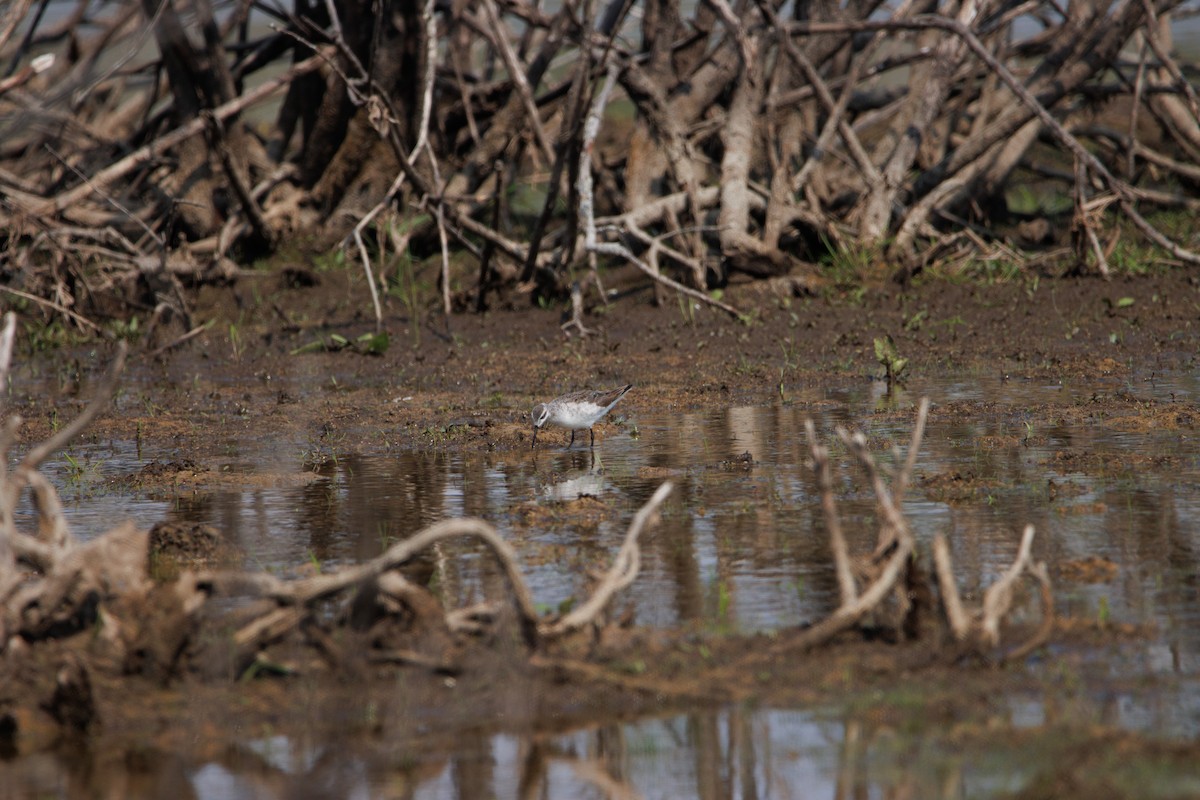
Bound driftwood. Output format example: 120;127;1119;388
789;398;1052;662
2;1;1198;334
0;310;672;685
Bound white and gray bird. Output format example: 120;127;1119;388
531;384;633;449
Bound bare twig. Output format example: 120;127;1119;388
480;0;556;165
0;286;104;335
805;419;856;607
980;524;1037;647
932;533;970;640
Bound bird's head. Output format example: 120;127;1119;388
531;403;549;429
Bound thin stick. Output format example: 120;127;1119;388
147;322;209;359
766;519;913;654
805;419;856;607
44;144;163;250
0;286;103;334
22;468;71;549
893;397;931;504
0;313;16;411
1074;157;1112;277
980;524;1036;646
0;313;17;585
1137;0;1200;120
932;533;970;640
212;517;542;648
1003;560;1054;662
479;0;556;165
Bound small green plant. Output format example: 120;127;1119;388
676;292;696;325
716;580;731;619
733;354;759;377
108;315;141;341
388;250;429;344
779;338;801;372
290;331;390;356
903;309;928;331
819;235;886;291
22;320;81;353
1097;594;1110;627
314;247;348;272
874;334;909;388
63;452;85;482
229;323;243;361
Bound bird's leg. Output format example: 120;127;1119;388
569;429;576;448
590;427;595;448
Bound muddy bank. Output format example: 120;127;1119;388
3;269;1200;798
14;267;1199;459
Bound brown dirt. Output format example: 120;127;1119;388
5;266;1200;794
17;265;1200;459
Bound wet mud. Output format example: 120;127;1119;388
4;267;1200;797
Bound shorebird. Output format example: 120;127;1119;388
531;384;633;450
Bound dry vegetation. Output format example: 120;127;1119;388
2;0;1200;333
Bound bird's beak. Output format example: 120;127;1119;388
531;426;538;450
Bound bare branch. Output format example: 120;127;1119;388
543;482;673;638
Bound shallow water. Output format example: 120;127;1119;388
13;372;1200;797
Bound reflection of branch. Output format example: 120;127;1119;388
805;419;856;607
755;406;930;656
769;398;1051;662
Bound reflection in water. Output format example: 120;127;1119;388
25;378;1200;648
13;376;1200;796
3;699;1198;799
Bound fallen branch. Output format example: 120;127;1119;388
934;523;1053;662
